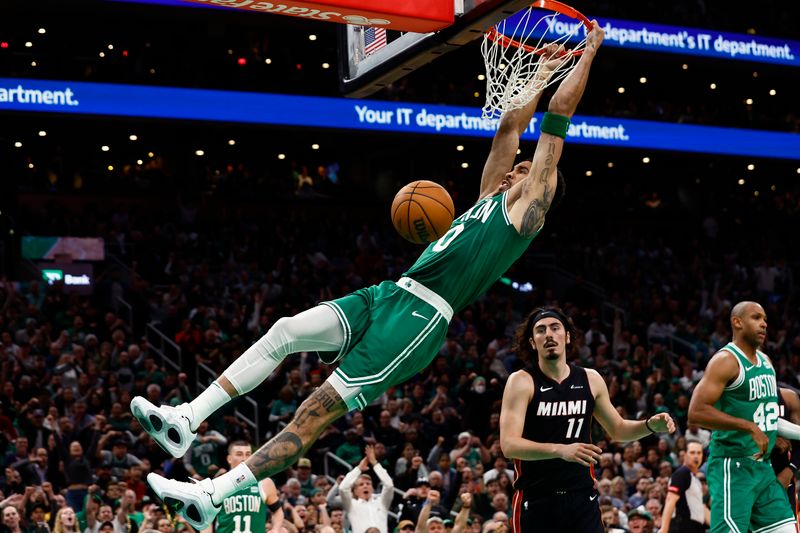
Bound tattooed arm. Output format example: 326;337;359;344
245;382;348;479
478;43;563;200
506;21;604;238
505;132;562;238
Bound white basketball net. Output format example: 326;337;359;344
481;6;588;120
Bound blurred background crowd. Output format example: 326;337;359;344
2;170;799;532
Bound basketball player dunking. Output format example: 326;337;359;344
132;23;606;531
500;307;676;533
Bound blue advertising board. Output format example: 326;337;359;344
1;78;798;159
500;13;799;67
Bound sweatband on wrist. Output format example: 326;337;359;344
540;112;570;138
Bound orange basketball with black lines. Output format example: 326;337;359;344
391;180;455;244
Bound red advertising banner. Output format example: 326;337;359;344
178;0;454;32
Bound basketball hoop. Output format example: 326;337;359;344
481;0;592;120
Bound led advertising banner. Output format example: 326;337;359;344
503;13;799;67
22;237;106;261
2;78;799;159
37;263;95;295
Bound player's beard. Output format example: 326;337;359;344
746;330;764;349
544;347;560;360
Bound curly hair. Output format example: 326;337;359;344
513;306;576;362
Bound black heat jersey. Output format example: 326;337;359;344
513;362;596;496
773;390;799;517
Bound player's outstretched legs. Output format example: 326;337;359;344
147;382;348;530
132;305;344;457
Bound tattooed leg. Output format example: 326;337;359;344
245;382;348;479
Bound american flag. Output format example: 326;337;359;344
363;26;387;56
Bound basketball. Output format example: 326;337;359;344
391;180;455;244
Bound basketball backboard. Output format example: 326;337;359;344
338;0;535;98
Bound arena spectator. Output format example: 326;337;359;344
683;424;711;450
2;506;25;533
52;507;79;533
601;503;626;533
481;456;513;485
338;445;393;533
621;445;644;490
398;477;445;526
281;479;305;507
96;436;142;481
183;421;227;480
84;504;134;533
335;429;364;467
644;499;663;531
396;519;415;532
372;411;403;455
413;490;444;533
26;501;51;533
449;433;490;469
294;457;317;497
5;438;30;467
628;477;653;509
11;447;49;487
627;507;654;533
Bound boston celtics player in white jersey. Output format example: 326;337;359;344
199;441;284;533
689;301;800;533
133;23;606;530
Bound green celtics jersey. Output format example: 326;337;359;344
404;190;537;312
709;342;779;459
190;440;220;477
215;484;267;533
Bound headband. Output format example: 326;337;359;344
532;309;569;328
531;309;575;340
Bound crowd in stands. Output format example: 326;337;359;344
3;2;800;530
3;149;800;533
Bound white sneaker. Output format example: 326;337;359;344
131;397;195;458
147;473;221;531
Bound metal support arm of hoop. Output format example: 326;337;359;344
339;0;539;97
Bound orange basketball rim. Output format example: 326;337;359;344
485;0;593;56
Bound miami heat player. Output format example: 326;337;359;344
500;307;675;532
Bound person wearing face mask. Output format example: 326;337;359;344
473;378;487;396
459;376;499;446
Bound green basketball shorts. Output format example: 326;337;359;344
707;455;795;533
321;277;452;411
